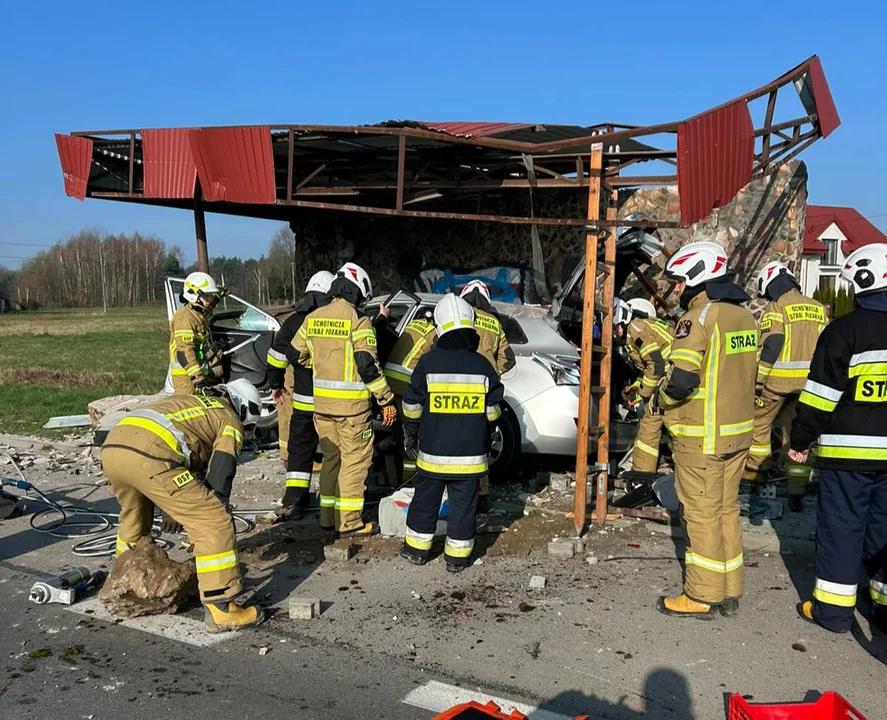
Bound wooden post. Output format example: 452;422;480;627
595;187;618;525
395;133;406;210
194;189;209;273
128;133;135;195
286;128;295;201
573;144;603;536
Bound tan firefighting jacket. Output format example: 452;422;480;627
169;305;222;391
383;319;437;397
292;297;394;416
626;318;674;400
757;289;828;395
474;309;512;376
103;394;244;496
661;292;758;456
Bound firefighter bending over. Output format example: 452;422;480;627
101;379;263;633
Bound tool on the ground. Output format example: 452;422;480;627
29;567;106;605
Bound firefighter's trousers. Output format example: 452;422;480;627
390;396;415;485
812;468;887;632
746;389;812;495
314;411;373;532
403;472;479;568
277;367;295;463
284;408;317;505
674;449;747;604
102;446;241;603
632;402;664;473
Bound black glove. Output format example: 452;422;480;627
650;387;662;415
160;511;183;534
404;431;419;461
487;423;498;452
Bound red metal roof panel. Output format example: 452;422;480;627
806;56;840;139
189;126;276;204
804;205;887;254
676;101;754;227
420;122;534;138
55;134;93;201
142;128;197;199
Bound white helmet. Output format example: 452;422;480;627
460;279;491;303
222;379;262;430
612;298;632;327
664;241;728;287
841;243;887;295
626;298;657;319
183;272;219;305
337;262;373;299
756;261;794;298
306;270;335;294
434;293;475;337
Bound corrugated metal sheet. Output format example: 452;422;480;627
421;122;534;138
806;56;840;139
676;101;754;227
55;134;93;200
142;128;197;199
189;126;276;204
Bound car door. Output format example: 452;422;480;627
163;278;281;389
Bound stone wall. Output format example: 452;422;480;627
292;160;808;316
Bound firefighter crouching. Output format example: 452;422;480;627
383;309;437;482
654;241;758;618
292;262;397;537
101;379;263;633
265;270;335;519
792;244;887;633
400;294;505;572
743;262;827;511
169;272;224;395
620;297;674;474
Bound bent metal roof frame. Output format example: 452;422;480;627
56;55;838;232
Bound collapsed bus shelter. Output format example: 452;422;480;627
55;55;839;534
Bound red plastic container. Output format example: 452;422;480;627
728;692;866;720
431;700;528;720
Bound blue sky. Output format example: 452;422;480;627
1;0;885;269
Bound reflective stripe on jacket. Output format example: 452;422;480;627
626;318;673;399
383;319;437;396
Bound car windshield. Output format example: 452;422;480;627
212;297;278;332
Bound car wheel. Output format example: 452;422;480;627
489;403;521;483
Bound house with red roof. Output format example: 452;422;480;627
800;205;887;296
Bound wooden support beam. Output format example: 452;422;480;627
286;129;295;200
573;144;603;536
128;133;135;195
193;189;209;273
595;188;618;526
395;134;406;210
759;90;778;173
294;163;328;192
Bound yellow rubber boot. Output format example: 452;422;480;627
656;593;717;619
204;602;265;634
797;600;816;624
337;521;380;539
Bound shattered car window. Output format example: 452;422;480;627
212;300;277;332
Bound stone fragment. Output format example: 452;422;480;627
99;538;197;618
529;575;547;590
548;540;575;559
323;543;356;562
288;597;321;620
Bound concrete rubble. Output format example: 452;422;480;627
99;538;198;618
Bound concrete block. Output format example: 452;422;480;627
288;597;321;620
323;543;357;561
548;540;575;559
529;575;546;590
550;474;571;493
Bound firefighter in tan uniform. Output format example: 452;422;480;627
168;272;224;395
743;262;827;511
654;242;758;618
459;280;516;376
620;297;674;473
292;262;397;537
101;379;263;633
383;310;437;481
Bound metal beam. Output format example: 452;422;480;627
193;189;209;273
396;133;406;210
286;128;294;200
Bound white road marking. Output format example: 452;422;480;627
402;680;572;720
66;597;232;647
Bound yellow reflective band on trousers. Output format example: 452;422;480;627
319;495;335;508
445;538;474;558
870;580;887;606
405;528;434;551
634;439;659;457
813;578;857;608
286;471;311;488
335;497;364;512
685;552;743;574
292;393;314;412
195;550;238;574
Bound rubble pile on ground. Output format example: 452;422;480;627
99;538;198;618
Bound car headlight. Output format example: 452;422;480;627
532;352;581;385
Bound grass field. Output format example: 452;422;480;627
0;307;170;435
